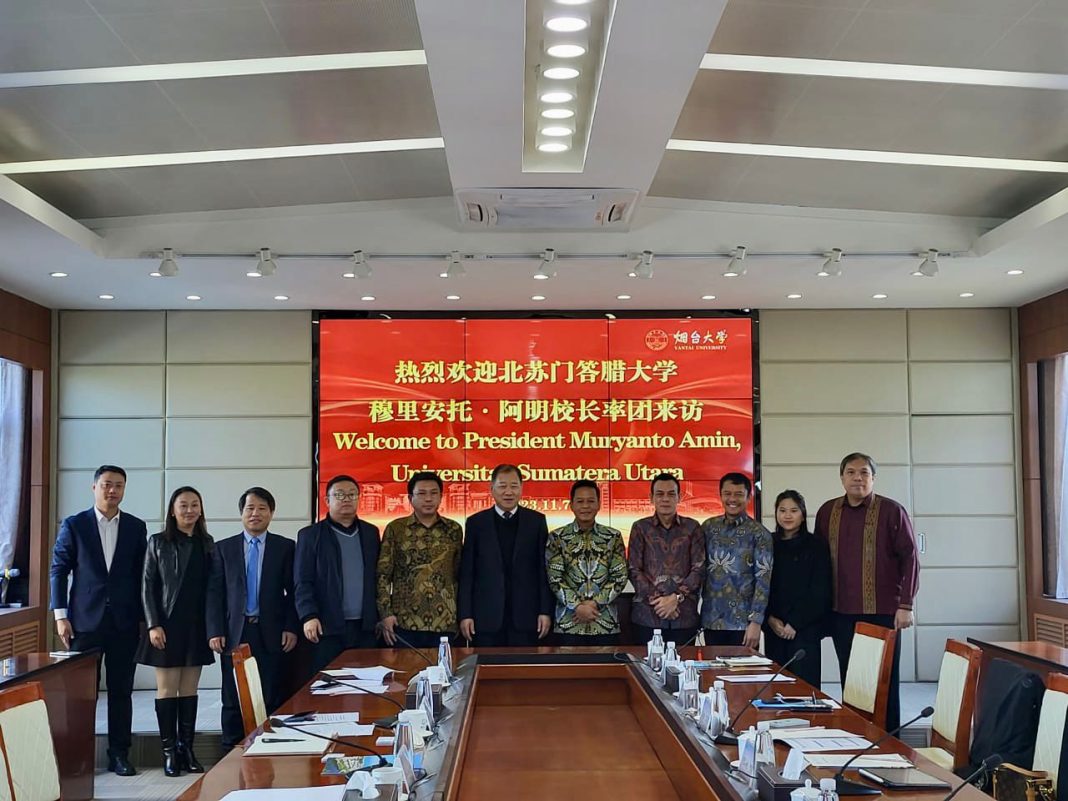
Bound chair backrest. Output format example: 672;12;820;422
0;726;14;801
930;639;983;769
1033;673;1068;791
842;622;898;729
232;643;268;736
0;682;60;801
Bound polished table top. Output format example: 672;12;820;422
0;649;97;689
180;646;987;801
967;639;1068;671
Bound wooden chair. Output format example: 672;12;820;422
0;682;60;801
232;643;269;738
916;639;982;771
842;622;898;730
993;672;1068;801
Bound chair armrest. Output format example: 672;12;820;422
997;764;1050;780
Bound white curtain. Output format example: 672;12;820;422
1044;355;1068;598
0;359;29;572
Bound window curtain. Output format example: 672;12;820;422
1041;355;1068;598
0;359;29;576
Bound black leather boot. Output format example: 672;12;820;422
155;697;180;777
176;695;204;773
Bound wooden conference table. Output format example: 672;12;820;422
180;646;985;801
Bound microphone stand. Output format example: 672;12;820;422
389;629;437;669
832;706;935;795
715;649;807;746
942;754;1002;801
265;717;386;768
316;673;406;728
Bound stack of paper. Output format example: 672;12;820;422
722;656;774;667
780;736;875;753
310;679;389;696
806;754;914;769
222;787;344;801
323;666;395;681
719;673;797;684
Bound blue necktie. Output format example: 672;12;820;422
246;537;260;616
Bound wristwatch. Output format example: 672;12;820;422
675;592;684;604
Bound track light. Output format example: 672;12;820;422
914;249;939;277
440;251;466;279
156;248;179;277
817;248;843;277
351;250;372;279
534;248;557;280
631;250;654;279
723;245;747;278
248;248;277;278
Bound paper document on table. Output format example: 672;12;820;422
310;685;373;697
324;666;395;681
295;712;360;724
719;673;797;683
772;728;851;741
806;754;914;769
722;656;774;667
781;736;875;752
243;733;328;757
288;722;375;738
221;786;344;801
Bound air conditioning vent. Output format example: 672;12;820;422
1035;614;1067;646
455;188;639;230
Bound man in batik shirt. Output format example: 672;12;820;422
546;480;629;645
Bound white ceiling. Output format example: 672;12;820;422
2;0;1068;312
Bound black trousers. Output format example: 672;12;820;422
831;612;900;732
703;629;746;647
313;619;378;673
472;629;541;647
71;611;138;758
220;620;282;749
764;630;822;688
631;624;699;649
555;633;620;646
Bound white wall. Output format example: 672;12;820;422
56;310;313;689
760;308;1022;683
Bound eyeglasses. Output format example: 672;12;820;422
330;492;358;501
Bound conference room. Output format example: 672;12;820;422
1;0;1068;800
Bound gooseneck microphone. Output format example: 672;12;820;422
388;629;437;669
941;754;1003;801
833;705;936;795
714;648;807;746
266;717;386;767
316;673;406;729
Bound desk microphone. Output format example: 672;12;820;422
833;705;935;795
941;754;1003;801
265;717;386;767
316;673;406;728
715;648;807;746
388;629;437;669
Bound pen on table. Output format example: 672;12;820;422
260;737;306;743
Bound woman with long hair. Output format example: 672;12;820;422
763;489;831;688
137;486;215;776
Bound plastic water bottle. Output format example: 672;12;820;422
394;719;414;759
791;780;818;801
756;728;776;767
713;679;731;731
438;636;454;680
648;629;665;673
680;660;700;711
737;726;759;782
662;641;679;683
819;778;839;801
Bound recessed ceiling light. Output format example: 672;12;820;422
543;66;580;80
186;294;201;301
98;294;114;300
959;291;974;298
546;43;586;59
872;293;888;299
361;295;375;301
540;89;575;104
342;272;356;279
49;271;67;278
701;294;716;300
538;141;570;153
150;271;162;277
617;294;631;300
446;294;461;301
541;107;575;119
540;125;574;137
555;0;593;5
1007;269;1024;275
274;295;289;301
246;271;263;278
787;293;803;300
546;16;588;32
531;295;546;301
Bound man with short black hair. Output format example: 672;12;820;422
701;472;773;648
459;464;553;647
50;465;147;776
377;471;463;648
815;452;919;732
295;475;380;672
207;487;299;751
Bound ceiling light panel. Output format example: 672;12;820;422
523;0;617;173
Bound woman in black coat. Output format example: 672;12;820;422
137;485;215;776
763;489;831;688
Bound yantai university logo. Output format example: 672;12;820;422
672;328;730;351
645;329;669;351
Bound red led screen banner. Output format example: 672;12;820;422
317;317;754;540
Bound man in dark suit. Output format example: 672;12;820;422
459;464;553;647
49;464;147;776
295;475;380;673
207;487;299;751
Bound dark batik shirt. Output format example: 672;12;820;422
376;514;463;632
627;514;705;629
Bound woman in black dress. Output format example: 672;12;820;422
138;486;215;776
763;489;831;688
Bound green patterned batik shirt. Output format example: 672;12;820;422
546;521;629;636
376;514;463;633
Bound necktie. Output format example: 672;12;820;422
246;537;260;616
503;511;513;520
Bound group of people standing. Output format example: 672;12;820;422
49;451;918;778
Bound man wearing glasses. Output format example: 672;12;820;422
295;475;380;672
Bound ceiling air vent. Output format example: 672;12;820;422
455;188;639;230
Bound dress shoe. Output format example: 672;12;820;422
107;754;137;776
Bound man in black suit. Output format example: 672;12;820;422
295;475;380;673
459;464;553;647
207;487;298;751
49;464;147;776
